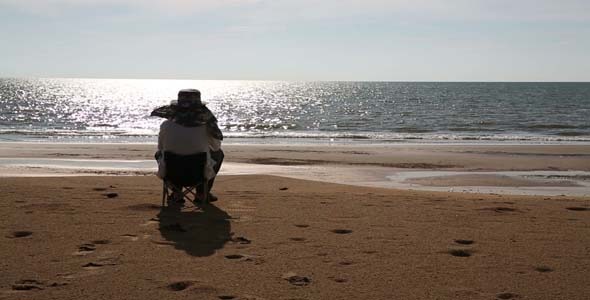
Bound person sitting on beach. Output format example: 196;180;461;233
153;89;224;203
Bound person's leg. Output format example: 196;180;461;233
208;149;224;190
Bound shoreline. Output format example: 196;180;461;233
1;142;589;197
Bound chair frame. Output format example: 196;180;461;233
162;180;208;207
159;151;210;208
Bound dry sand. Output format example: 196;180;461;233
2;175;590;300
1;142;590;299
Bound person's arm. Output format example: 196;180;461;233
156;120;168;159
207;121;222;152
157;122;165;151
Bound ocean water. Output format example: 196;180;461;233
1;78;589;144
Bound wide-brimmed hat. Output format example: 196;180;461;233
151;89;207;118
177;89;205;108
150;89;216;127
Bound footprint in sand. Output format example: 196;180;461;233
332;278;348;283
166;281;197;291
566;207;589;211
534;266;553;273
230;236;252;244
7;231;33;238
11;279;44;291
103;192;119;199
74;243;96;255
121;234;139;241
331;229;353;234
282;272;311;286
166;281;217;294
82;255;120;270
11;279;67;291
289;237;306;242
127;204;161;211
481;207;518;213
454;239;474;245
92;239;111;245
339;261;354;266
496;292;519;299
448;249;473;257
224;254;245;260
82;262;104;270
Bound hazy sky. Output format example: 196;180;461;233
1;0;589;81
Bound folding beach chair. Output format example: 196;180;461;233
161;151;209;207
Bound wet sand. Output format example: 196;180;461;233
1;142;590;172
1;142;589;196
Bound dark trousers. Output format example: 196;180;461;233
157;149;224;195
208;149;224;191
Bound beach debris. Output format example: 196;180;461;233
103;192;118;198
282;272;311;286
279;187;288;191
7;230;33;238
294;224;310;228
331;229;353;234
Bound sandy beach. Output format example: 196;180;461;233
2;142;590;299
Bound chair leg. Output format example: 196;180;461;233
202;181;209;204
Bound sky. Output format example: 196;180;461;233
0;0;589;81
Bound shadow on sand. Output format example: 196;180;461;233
157;204;231;257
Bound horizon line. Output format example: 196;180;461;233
1;76;589;83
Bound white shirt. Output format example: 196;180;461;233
158;120;209;154
157;119;221;179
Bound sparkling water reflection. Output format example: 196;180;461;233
1;78;589;142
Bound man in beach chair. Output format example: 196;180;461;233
152;89;224;207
